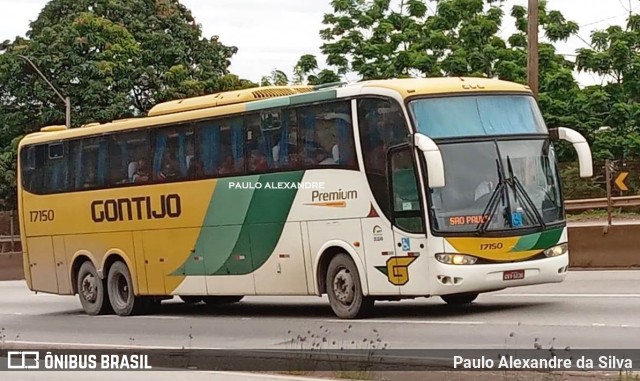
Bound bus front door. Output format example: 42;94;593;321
388;145;429;296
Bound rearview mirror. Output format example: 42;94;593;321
549;127;593;178
413;133;445;188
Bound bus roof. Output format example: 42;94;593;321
20;77;531;146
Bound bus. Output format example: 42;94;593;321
17;78;593;319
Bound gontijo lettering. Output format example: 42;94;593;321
91;194;181;222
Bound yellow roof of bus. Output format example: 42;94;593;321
19;77;532;146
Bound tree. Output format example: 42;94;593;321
575;14;640;161
293;54;342;85
260;69;289;86
0;0;256;206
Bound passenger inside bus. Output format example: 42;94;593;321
158;157;178;181
132;158;149;183
249;150;269;172
218;155;235;175
83;167;98;189
187;159;204;178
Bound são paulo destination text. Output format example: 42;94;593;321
454;355;633;370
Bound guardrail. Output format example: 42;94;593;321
0;235;20;254
565;195;640;211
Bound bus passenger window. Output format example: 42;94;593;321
296;101;356;169
197;117;244;177
152;125;193;182
390;147;424;233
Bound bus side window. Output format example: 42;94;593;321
358;97;410;219
197;117;245;177
152;125;193;182
45;143;68;193
296;100;356;169
389;146;424;233
20;145;46;194
124;130;151;184
246;113;270;173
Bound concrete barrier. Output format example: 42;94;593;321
0;252;24;281
1;225;638;282
568;224;640;268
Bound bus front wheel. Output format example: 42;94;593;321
107;261;150;316
77;261;111;315
440;293;478;306
326;254;374;319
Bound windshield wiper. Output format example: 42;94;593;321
506;156;546;229
476;158;509;234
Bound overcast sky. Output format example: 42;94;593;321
0;0;637;85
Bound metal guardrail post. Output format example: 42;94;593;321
10;210;15;252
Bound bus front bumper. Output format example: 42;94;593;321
428;254;569;296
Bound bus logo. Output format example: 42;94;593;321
305;189;357;208
373;225;383;242
375;256;417;286
7;351;40;369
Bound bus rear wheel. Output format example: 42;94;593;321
202;296;243;305
440;293;478;306
107;261;150;316
326;254;374;319
77;261;111;315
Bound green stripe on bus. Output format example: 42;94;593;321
530;227;564;250
246;97;291;111
171;176;258;276
511;232;541;252
289;90;336;105
213;171;305;275
173;172;305;276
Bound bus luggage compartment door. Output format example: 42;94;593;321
25;236;59;293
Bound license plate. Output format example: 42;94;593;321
503;270;525;281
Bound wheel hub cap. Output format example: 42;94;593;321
333;269;355;305
81;275;97;303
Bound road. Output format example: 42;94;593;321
1;271;639;351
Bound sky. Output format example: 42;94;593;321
0;0;637;85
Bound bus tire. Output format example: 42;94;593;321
107;261;150;316
326;254;374;319
440;292;478;306
77;261;111;315
202;296;243;305
179;296;203;304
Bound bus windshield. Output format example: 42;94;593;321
408;95;562;233
409;94;547;139
427;139;563;233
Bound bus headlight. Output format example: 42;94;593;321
435;253;478;265
544;243;568;257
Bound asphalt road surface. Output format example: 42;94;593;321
1;271;639;351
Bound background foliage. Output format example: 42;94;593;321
2;0;640;206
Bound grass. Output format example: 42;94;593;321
619;370;640;381
281;324;385;380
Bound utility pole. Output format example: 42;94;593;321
527;0;539;98
17;55;71;129
605;159;614;227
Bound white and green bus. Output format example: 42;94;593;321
18;78;592;318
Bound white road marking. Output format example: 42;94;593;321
324;319;484;325
2;340;223;350
494;293;640;298
74;314;182;320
